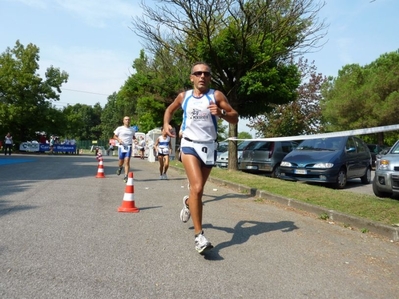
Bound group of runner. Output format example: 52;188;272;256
112;118;172;183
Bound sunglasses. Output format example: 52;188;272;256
191;71;211;77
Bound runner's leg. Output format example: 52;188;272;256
163;155;170;175
181;152;212;235
158;155;164;176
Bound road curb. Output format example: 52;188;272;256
207;176;399;242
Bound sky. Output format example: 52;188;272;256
1;0;398;135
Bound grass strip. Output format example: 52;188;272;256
171;161;399;226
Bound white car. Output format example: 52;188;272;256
215;141;251;168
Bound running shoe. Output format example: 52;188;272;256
159;175;163;180
162;174;168;180
195;231;213;254
180;195;190;223
116;167;122;175
123;175;128;183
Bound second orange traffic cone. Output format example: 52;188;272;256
95;157;105;178
118;172;139;213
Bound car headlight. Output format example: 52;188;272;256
281;161;292;167
379;159;389;166
313;163;334;168
377;159;390;170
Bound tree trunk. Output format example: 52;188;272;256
228;122;238;170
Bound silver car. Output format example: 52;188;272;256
215;140;251;168
373;140;399;198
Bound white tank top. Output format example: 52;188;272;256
157;136;170;149
181;89;218;142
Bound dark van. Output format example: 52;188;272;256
238;140;300;177
279;136;372;189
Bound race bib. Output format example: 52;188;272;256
191;142;216;165
120;145;131;153
161;148;169;155
181;138;216;165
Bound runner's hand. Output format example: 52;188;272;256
208;100;220;116
164;124;176;138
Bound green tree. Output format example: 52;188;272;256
62;103;102;140
321;50;399;145
100;93;124;140
249;58;327;137
131;0;327;169
238;131;252;140
0;40;69;144
113;50;192;134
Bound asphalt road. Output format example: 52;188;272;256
1;154;398;299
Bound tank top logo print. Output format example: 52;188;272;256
190;108;210;121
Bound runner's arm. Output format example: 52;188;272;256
163;93;184;137
113;133;123;145
210;90;239;124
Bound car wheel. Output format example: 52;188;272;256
334;167;347;189
360;167;371;184
372;176;391;198
271;164;281;178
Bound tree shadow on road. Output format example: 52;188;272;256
201;220;298;261
0;199;37;218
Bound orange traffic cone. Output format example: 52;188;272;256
118;172;139;213
95;157;106;178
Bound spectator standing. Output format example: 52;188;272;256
49;135;55;154
4;132;13;155
163;62;238;254
113;116;136;183
139;136;146;160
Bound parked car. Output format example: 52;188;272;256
373;140;399;198
238;140;300;177
279;136;372;189
367;144;390;167
378;147;391;155
216;141;228;159
215;140;251;168
374;146;391;167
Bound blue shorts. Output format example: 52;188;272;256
118;145;132;160
181;147;216;168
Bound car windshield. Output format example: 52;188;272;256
238;141;251;151
245;141;271;151
389;143;399;154
296;137;344;151
217;142;228;152
367;144;378;153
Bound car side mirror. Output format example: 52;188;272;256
346;147;356;153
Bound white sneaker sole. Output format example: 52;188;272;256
180;196;190;223
197;244;214;254
180;208;190;223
